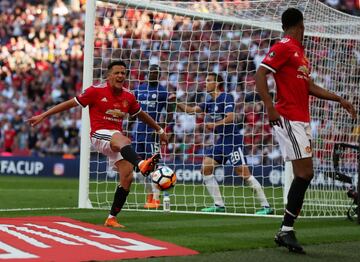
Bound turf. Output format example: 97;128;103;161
1;176;360;261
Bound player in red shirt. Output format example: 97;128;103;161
28;60;168;228
256;8;356;253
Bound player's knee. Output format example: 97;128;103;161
296;172;313;181
110;138;131;152
235;165;251;178
201;166;213;176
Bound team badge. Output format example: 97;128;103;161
305;146;312;153
269;51;275;58
122;100;129;107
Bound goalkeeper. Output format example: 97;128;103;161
174;72;273;215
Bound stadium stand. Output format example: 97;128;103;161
0;0;358;163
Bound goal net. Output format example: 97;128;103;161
79;0;360;218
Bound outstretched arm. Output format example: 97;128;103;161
169;94;202;114
309;79;357;119
137;110;168;145
255;66;283;127
28;98;79;126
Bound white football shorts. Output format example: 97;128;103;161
272;116;312;161
91;129;124;168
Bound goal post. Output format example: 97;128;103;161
79;0;360;218
78;0;95;208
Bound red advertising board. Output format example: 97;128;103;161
0;216;198;261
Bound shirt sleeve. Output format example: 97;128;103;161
128;93;142;117
75;87;96;108
260;41;293;73
224;94;235;114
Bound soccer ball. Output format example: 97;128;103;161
151;166;176;191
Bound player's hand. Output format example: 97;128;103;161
339;98;357;119
168;93;177;101
205;123;216;131
27;114;45;127
267;107;283;128
159;132;168;145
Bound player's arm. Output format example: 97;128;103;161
136;110;168;144
309;79;356;119
168;93;202;114
206;112;234;131
28;99;78;127
176;102;202;114
255;66;283;127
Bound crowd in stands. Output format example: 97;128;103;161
0;0;359;167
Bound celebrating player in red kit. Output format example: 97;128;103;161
28;60;168;228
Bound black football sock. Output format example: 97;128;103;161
120;145;142;167
110;186;130;216
282;176;311;228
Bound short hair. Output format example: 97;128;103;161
107;60;127;71
149;64;161;72
281;8;303;30
208;72;224;90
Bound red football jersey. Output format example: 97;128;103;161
260;36;311;122
75;83;141;135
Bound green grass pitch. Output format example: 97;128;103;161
0;176;359;261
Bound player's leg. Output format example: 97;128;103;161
144;141;161;209
109;131;160;176
234;165;273;215
273;119;312;253
227;134;272;215
133;137;155;208
104;159;134;228
201;156;225;212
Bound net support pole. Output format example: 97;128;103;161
78;0;95;208
283;161;294;205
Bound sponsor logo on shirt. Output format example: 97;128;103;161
105;109;125;118
101;97;108;102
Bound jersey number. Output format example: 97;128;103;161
230;147;244;164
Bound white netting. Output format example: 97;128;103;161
84;0;360;217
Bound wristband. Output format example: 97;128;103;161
157;128;165;135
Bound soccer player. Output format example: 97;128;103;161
174;72;273;215
133;64;172;208
28;60;168;228
256;8;357;253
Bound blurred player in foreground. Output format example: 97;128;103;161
256;8;356;253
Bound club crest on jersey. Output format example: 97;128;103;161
101;97;108;102
105;109;125;118
122;100;129;107
305;146;312;154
